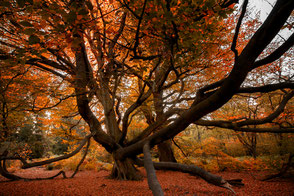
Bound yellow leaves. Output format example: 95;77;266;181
49;141;113;172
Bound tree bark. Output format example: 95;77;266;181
0;151;22;181
158;140;177;162
0;150;67;181
152;61;178;163
109;156;142;180
143;142;164;196
135;158;238;194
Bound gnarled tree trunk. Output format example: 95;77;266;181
158;140;177;162
110;156;142;180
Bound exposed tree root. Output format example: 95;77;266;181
135;157;241;195
143;142;164;196
0;152;22;181
0;158;67;181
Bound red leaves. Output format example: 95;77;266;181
0;168;293;195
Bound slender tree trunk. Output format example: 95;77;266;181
152;57;178;163
1;100;9;140
236;133;257;158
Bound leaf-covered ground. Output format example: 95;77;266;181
0;168;293;195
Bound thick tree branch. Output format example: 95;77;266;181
0;159;67;181
120;88;152;144
74;39;118;152
240;0;294;63
235;127;294;133
238;82;294;93
253;33;294;69
143;142;164;196
195;82;293;105
195;90;294;131
114;60;152;87
220;0;238;8
237;91;294;126
46;48;75;71
193;78;226;105
26;61;67;80
0;151;22;181
108;12;127;56
35;57;69;72
21;134;92;169
135;158;236;194
127;116;169;145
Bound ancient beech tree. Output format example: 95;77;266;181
0;0;293;194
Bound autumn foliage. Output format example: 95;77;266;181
0;0;293;195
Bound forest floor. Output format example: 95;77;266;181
0;167;293;196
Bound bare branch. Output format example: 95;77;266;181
231;0;248;61
108;12;127;56
235;127;294;133
26;61;67;80
71;138;91;178
132;0;147;58
237;91;294;126
194;90;294;133
220;0;239;8
238;82;294;93
253;33;294;69
21;134;92;169
120;88;153;143
118;0;140;19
